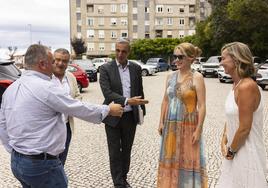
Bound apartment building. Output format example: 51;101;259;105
70;0;211;57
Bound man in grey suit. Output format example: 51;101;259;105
99;38;148;188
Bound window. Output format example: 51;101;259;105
87;43;94;51
76;0;81;7
189;17;195;26
99;30;104;38
156;5;163;13
77;25;81;32
76;13;81;20
120;4;128;13
179;18;185;25
98;6;104;14
121;18;128;26
133;25;138;32
88;18;94;26
179;30;185;38
87;4;94;13
167;30;172;38
189;5;195;13
167;7;173;13
121;30;128;38
111;31;117;38
111;4;117;13
111;18;117;26
155;18;163;25
145;33;150;38
145;7;149;13
179;8;184;13
111;43;116;51
99;17;104;26
167;18;173;25
87;29;94;38
99;43;105;51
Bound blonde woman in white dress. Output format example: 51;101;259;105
216;42;268;188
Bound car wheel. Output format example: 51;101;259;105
219;79;225;83
259;84;266;90
141;69;148;76
77;82;82;92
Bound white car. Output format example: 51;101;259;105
129;60;157;76
92;58;112;72
256;62;268;90
217;66;232;83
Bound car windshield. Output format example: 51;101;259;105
0;63;21;80
205;57;220;64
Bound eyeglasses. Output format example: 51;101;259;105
173;54;185;60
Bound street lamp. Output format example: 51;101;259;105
28;24;32;45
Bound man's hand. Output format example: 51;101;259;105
127;96;149;106
108;103;123;117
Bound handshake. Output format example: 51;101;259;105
108;96;149;117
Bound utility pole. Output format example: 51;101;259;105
28;24;32;45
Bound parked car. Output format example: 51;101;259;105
129;60;157;76
72;59;97;82
200;56;221;77
92;57;112;72
146;58;169;72
67;64;89;92
191;57;207;72
0;59;21;105
256;61;268;90
217;65;232;83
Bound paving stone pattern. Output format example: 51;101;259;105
0;71;267;188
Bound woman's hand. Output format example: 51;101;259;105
158;122;164;136
192;126;202;144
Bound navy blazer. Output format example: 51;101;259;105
99;60;146;127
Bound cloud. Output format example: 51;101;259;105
0;0;70;50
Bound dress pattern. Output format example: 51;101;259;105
157;72;208;188
216;88;268;188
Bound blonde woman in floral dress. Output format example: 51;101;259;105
157;43;208;188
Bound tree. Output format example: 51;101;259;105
71;37;87;59
7;46;17;60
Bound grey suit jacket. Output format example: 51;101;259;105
99;60;146;127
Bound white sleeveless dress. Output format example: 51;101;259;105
216;88;268;188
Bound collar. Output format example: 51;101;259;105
116;59;130;68
23;70;51;81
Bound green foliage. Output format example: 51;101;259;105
129;38;181;62
71;37;87;59
195;0;268;59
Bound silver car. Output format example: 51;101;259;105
129;60;157;76
200;56;221;77
256;61;268;90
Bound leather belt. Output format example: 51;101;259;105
13;150;59;160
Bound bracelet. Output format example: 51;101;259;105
227;146;236;157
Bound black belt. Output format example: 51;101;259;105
13;150;59;160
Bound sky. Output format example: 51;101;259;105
0;0;70;53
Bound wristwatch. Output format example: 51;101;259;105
227;146;237;157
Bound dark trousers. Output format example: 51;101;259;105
59;122;72;166
105;112;137;187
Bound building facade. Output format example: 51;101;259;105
70;0;211;57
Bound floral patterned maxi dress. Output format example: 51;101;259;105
157;72;208;188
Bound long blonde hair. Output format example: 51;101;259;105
221;42;255;78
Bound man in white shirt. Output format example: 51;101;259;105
51;48;81;166
0;44;123;188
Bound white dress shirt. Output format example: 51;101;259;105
116;60;132;112
0;70;109;155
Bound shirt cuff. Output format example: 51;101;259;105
101;105;110;121
124;98;128;106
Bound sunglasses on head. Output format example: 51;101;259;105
173;54;185;60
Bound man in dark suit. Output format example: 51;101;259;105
99;38;148;188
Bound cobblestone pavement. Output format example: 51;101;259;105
0;71;268;188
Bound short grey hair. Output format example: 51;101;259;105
116;38;130;51
24;44;50;69
54;48;70;56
